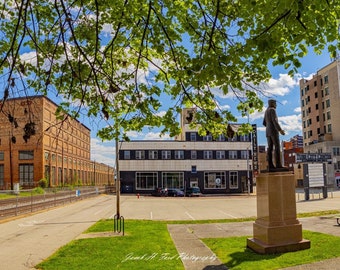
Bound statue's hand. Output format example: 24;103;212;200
280;130;285;135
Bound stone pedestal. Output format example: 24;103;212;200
247;171;310;254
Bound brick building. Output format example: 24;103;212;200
283;135;304;171
0;96;114;190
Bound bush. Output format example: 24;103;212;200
38;178;48;188
34;187;45;194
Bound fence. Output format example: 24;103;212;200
0;186;107;220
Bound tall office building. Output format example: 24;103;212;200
299;60;340;186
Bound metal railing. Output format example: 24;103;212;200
0;186;106;220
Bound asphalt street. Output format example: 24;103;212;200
1;190;340;269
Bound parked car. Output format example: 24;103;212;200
185;187;201;197
167;188;185;197
151;187;168;196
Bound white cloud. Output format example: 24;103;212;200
294;107;301;113
126;130;144;138
91;138;115;167
249;109;265;121
263;73;299;96
278;114;302;133
142;132;171;140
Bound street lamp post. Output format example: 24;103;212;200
115;138;120;218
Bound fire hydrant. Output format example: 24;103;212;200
137;193;140;199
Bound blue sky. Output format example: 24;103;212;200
90;48;334;167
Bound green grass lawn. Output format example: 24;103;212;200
37;220;184;270
203;231;340;270
36;212;340;270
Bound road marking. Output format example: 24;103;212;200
18;220;45;227
185;211;195;220
219;210;237;218
94;204;113;216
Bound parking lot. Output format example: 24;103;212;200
116;189;340;221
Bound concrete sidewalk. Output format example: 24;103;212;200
168;216;340;270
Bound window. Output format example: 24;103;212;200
190;133;196;141
228;136;237;142
229;171;238;189
328;124;332;133
0;165;4;187
216;151;225;159
19;151;34;160
228;150;237;159
204;172;226;189
326;99;330;108
19;164;34;185
136;150;145;160
325;87;329;95
204;151;213;159
175;150;184;159
241;150;249;159
324;75;328;84
191;150;197;159
149;150;158;160
301;99;304;107
162;172;184;188
203;134;212;141
216;134;225;141
124;151;130;159
136;172;157;190
315;104;318;110
327;111;331;120
240;134;249;142
333;147;340;156
0;151;4;161
191;166;197;173
162;150;171;160
301;89;304;96
307;119;312;126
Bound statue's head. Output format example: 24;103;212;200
268;99;276;108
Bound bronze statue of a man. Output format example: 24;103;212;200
263;99;285;171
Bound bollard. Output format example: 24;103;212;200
137;193;140;199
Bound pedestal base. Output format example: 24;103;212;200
247;238;310;254
247;171;310;254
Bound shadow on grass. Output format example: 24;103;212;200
203;264;228;269
225;249;281;269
